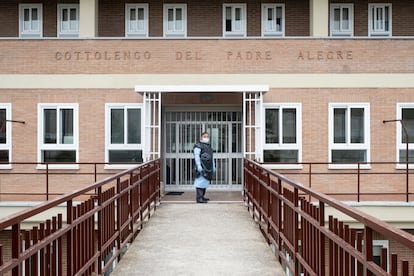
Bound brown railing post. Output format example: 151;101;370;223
266;172;271;239
46;163;49;200
129;172;134;239
97;186;103;275
294;188;299;276
116;178;122;264
308;163;312;202
57;214;63;276
94;163;97;183
357;162;360;202
11;224;21;276
277;178;282;265
66;200;73;276
402;260;409;276
380;247;387;271
319;202;325;276
364;226;373;276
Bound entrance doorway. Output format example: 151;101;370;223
164;110;243;190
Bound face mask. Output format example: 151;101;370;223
201;138;209;143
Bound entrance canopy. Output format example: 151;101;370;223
135;85;269;163
135;85;269;93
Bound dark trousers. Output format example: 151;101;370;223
196;188;206;202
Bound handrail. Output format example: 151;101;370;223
0;160;412;201
0;163;141;229
0;161;142;200
0;159;161;275
261;160;413;202
244;158;414;276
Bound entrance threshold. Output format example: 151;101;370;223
161;191;243;203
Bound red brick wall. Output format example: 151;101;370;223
1;0;413;37
392;0;414;36
99;0;126;37
0;2;19;37
330;0;414;36
286;0;310;36
98;0;310;37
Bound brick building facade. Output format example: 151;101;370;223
0;0;413;271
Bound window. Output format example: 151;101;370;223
368;4;392;36
356;240;389;273
126;4;148;37
373;240;389;271
262;4;284;37
38;104;78;168
329;103;370;167
263;104;302;168
396;104;414;166
164;4;186;37
330;4;353;36
106;104;143;166
58;4;79;37
223;4;246;37
0;104;12;168
19;4;42;38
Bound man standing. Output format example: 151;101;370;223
193;132;215;203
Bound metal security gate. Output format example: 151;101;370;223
164;110;243;190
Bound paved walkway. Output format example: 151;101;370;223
111;203;285;276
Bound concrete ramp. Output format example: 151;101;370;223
111;203;285;275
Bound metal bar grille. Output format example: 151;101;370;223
164;111;243;189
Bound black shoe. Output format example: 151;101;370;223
203;197;210;201
196;199;208;203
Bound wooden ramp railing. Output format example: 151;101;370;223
0;159;160;276
244;158;414;276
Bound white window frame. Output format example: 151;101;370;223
356;240;389;273
329;103;370;169
0;104;12;169
125;4;149;37
223;4;247;37
37;103;79;170
262;4;285;37
163;4;187;37
396;103;414;169
57;4;79;37
105;104;143;169
19;4;43;38
373;240;389;272
368;3;392;37
262;103;302;169
330;4;354;37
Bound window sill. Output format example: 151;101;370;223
58;33;80;38
262;33;284;37
0;164;12;170
395;164;414;170
262;164;303;170
36;164;80;170
330;33;353;37
328;164;371;170
369;33;391;37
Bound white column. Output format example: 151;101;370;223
310;0;329;37
143;92;161;161
243;92;263;162
79;0;98;38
